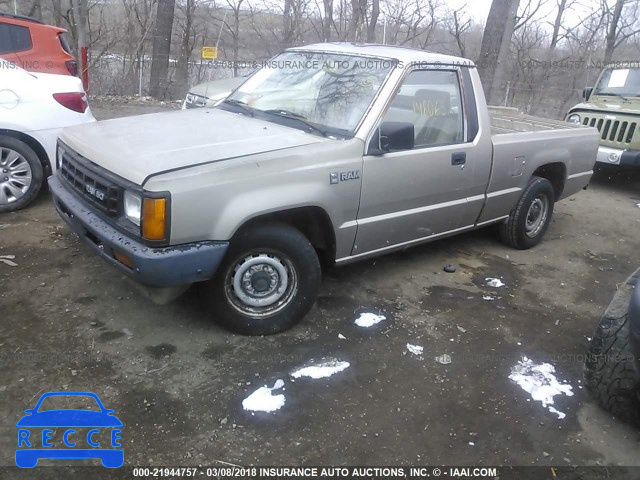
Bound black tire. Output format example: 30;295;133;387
202;223;321;335
584;279;640;427
0;135;44;213
499;176;555;250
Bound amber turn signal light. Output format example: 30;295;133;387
142;197;167;241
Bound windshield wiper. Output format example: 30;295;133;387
222;98;254;116
261;109;328;137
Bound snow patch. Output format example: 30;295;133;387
242;379;286;413
290;360;350;379
355;312;386;327
485;277;505;288
406;344;424;356
509;357;573;419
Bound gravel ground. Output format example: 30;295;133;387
0;99;639;477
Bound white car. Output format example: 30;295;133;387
183;76;245;109
0;58;95;212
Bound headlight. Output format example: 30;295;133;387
124;191;142;226
566;114;581;125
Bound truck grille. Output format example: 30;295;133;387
58;148;121;217
582;115;637;145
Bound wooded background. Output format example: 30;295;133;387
3;0;640;119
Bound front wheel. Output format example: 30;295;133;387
499;176;555;249
202;224;321;335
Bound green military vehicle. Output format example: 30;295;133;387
566;64;640;167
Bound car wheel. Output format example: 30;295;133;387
584;279;640;427
0;135;44;214
499;176;555;250
202;223;321;335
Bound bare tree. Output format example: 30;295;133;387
445;5;471;56
604;0;640;63
149;0;176;99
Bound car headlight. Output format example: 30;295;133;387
566;114;581;125
124;190;142;226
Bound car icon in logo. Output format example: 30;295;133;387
16;391;123;468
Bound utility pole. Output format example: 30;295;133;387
73;0;89;91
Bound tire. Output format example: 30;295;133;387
499;176;555;250
584;280;640;427
202;223;321;335
0;135;44;213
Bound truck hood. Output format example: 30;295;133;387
59;108;325;185
569;97;640;117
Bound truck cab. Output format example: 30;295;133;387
566;64;640;167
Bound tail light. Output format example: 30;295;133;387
53;93;88;113
65;60;79;77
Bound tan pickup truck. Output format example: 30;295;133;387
49;43;599;335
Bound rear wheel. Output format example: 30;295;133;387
499;176;555;249
0;136;44;213
584;281;640;426
202;224;321;335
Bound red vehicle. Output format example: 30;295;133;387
0;13;78;77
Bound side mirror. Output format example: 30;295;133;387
368;121;415;156
582;87;593;100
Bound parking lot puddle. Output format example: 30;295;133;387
355;312;386;327
291;360;350;379
242;379;286;413
509;357;574;419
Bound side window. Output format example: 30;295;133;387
0;23;33;55
381;69;464;149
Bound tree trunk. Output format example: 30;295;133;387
283;0;295;47
367;0;379;42
604;0;624;64
347;0;360;41
149;0;176;100
175;0;194;99
323;0;333;41
477;0;520;105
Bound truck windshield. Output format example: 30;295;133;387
222;51;395;137
594;67;640;98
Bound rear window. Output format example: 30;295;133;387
58;32;72;54
0;23;33;54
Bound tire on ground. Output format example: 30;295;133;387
499;176;555;250
201;223;321;336
584;281;640;427
0;135;44;213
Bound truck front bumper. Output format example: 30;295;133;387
596;146;640;166
49;175;228;288
628;269;640;378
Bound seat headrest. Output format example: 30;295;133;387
413;89;451;116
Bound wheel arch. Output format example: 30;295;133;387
234;206;337;268
0;129;52;177
532;162;566;201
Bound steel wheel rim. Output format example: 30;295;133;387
0;147;32;205
525;195;548;238
225;251;298;318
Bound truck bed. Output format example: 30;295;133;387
476;106;601;225
489;106;576;135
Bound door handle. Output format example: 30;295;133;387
451;152;466;165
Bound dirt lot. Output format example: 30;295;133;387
1;99;639;476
